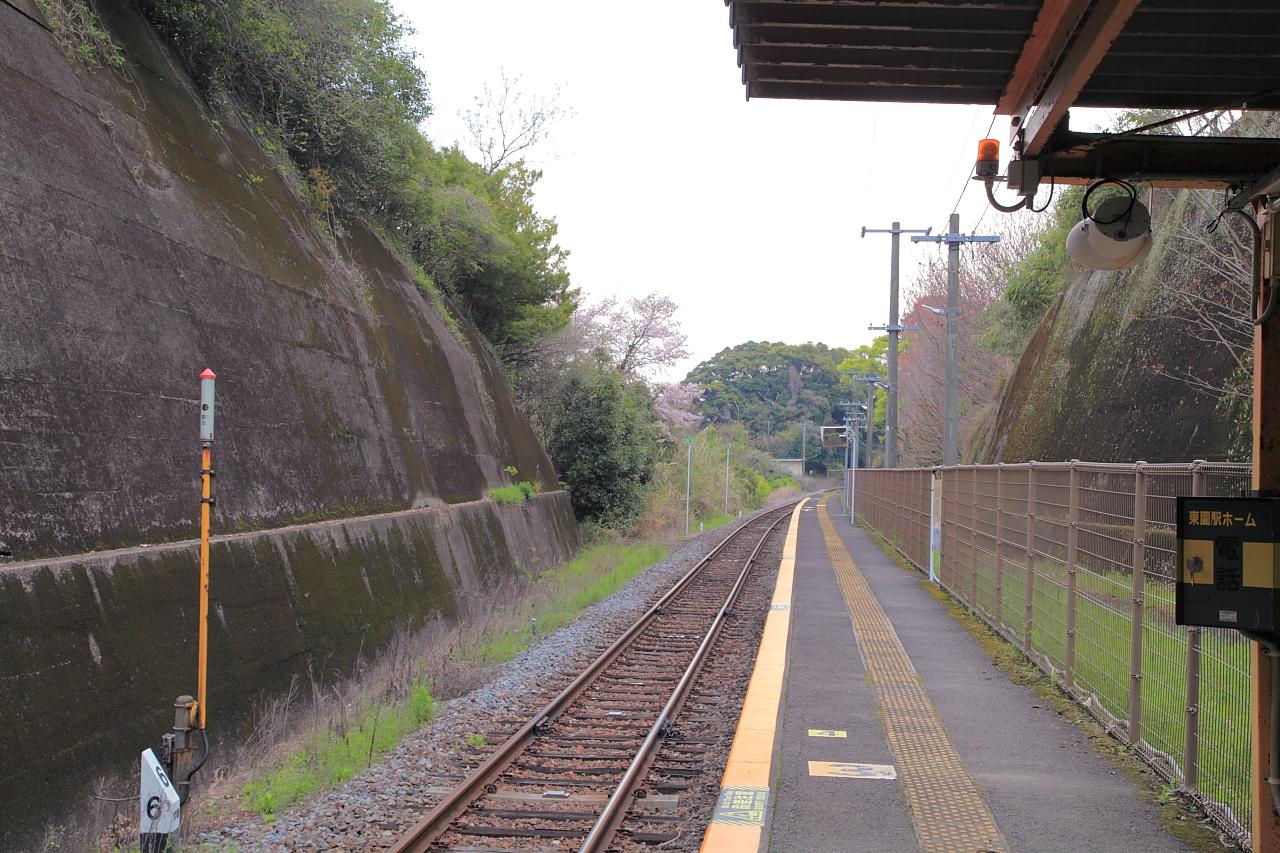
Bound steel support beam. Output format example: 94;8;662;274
1025;127;1280;190
997;0;1091;117
1015;0;1143;157
1253;204;1280;853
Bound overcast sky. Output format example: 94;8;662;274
393;0;1105;380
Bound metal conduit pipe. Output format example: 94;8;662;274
1224;208;1275;326
1242;630;1280;817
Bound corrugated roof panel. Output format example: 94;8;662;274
725;0;1280;109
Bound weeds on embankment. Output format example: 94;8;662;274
240;684;437;817
218;540;665;825
465;542;666;664
487;481;538;504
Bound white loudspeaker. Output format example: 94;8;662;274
1066;195;1153;270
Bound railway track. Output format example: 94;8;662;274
390;504;795;852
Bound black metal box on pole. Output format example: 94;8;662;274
1176;497;1280;632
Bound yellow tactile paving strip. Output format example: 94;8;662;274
700;499;807;853
818;497;1009;853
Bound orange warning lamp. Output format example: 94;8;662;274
976;138;1000;178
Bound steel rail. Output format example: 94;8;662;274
390;503;796;853
577;508;791;852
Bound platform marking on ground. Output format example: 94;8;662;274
700;499;807;853
806;729;847;738
808;761;897;779
710;786;770;826
817;497;1010;853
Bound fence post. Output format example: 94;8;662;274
930;469;942;583
916;472;926;570
971;467;980;610
1065;460;1080;691
1184;460;1206;791
1025;462;1038;655
994;464;1004;633
1129;462;1148;747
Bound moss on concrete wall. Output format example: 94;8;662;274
975;192;1246;464
0;0;558;558
0;491;577;848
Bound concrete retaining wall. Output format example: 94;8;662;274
0;490;578;848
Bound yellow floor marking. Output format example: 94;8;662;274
700;500;808;853
817;497;1009;853
807;729;847;738
808;761;897;780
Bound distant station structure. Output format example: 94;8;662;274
719;0;1280;848
772;457;805;479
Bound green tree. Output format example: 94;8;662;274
686;341;852;435
140;0;429;212
393;149;576;362
138;0;577;358
1002;187;1082;333
548;365;659;525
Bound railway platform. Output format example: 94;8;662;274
702;496;1198;853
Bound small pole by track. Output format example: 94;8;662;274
685;435;693;535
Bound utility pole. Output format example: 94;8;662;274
863;222;931;468
842;413;852;513
684;435;693;536
801;424;807;475
723;442;730;516
847;375;882;468
866;381;880;467
849;418;860;523
911;214;999;466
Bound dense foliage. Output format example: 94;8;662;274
636;424;799;538
138;0;428;211
134;0;575;360
1001;187;1081;334
547;364;660;526
393;150;575;361
687;341;852;433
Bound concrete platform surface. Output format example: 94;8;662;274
746;497;1196;853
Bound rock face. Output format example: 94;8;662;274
973;193;1247;465
0;0;556;560
0;1;579;844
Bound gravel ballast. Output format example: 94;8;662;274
194;513;774;851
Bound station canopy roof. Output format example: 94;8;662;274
726;0;1280;114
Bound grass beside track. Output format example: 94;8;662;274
238;540;667;820
242;685;438;819
468;541;667;663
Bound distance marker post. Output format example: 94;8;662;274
142;368;217;851
196;368;215;731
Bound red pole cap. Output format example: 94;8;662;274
199;368;216;380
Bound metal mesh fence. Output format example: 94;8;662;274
856;461;1253;847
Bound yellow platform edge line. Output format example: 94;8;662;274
699;498;808;853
